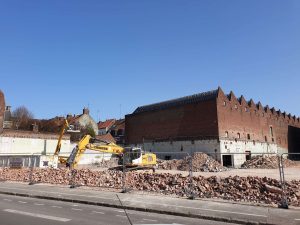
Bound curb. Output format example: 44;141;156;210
0;190;275;225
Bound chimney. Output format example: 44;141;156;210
32;123;39;133
67;113;72;119
83;107;89;115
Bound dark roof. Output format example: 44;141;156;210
133;89;218;114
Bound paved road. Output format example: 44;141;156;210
0;194;234;225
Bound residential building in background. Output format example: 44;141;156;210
98;119;116;135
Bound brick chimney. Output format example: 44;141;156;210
83;107;89;115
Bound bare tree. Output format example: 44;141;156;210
12;106;34;129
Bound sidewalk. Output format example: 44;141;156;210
0;181;299;225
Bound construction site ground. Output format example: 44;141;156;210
0;181;299;225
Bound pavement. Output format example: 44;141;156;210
0;181;299;225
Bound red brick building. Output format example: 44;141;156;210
0;90;5;133
125;87;300;166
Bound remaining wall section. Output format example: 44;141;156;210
0;130;70;155
220;139;278;167
126;98;219;144
141;139;220;160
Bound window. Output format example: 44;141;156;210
272;138;274;142
225;131;229;138
237;133;241;139
269;126;273;137
265;136;267;142
223;101;226;106
245;107;248;112
247;134;251;140
234;104;238;109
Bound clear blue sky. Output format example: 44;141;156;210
1;0;299;121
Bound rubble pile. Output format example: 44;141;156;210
96;157;119;168
241;155;298;169
0;168;299;206
158;153;227;172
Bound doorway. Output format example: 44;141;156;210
222;155;233;167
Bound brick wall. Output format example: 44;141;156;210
216;88;300;151
0;90;5;133
125;99;219;144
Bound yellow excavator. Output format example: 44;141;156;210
66;134;157;171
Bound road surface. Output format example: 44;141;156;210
0;194;234;225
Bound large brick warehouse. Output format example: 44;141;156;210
125;87;300;167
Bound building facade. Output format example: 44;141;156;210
125;87;300;167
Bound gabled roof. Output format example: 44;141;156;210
133;89;219;114
98;119;116;129
95;133;116;143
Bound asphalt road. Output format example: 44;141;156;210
0;194;235;225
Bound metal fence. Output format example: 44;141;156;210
0;151;299;209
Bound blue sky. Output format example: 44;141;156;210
0;0;299;121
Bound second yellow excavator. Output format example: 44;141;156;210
66;135;157;171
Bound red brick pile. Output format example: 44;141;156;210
241;155;298;169
0;168;299;207
158;153;227;172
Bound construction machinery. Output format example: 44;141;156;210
66;135;157;171
40;119;79;168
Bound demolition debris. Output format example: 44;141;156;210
0;167;299;207
158;153;227;172
241;155;298;169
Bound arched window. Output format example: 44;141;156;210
237;133;241;139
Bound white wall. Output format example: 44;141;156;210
219;139;278;167
0;136;70;155
141;139;220;160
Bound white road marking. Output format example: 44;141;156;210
116;215;127;218
3;199;12;202
72;204;79;207
34;203;44;206
143;218;158;222
91;211;105;214
112;209;125;213
3;209;71;222
18;201;27;204
71;208;82;211
295;219;300;221
51;205;62;208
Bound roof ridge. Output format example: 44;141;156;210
133;89;219;114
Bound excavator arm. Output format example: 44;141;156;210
54;119;70;156
66;135;124;168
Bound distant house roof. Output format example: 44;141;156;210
133;89;219;114
112;119;125;130
98;119;116;129
95;133;116;143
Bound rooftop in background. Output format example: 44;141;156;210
131;87;299;119
133;89;219;114
98;119;116;129
95;133;116;143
